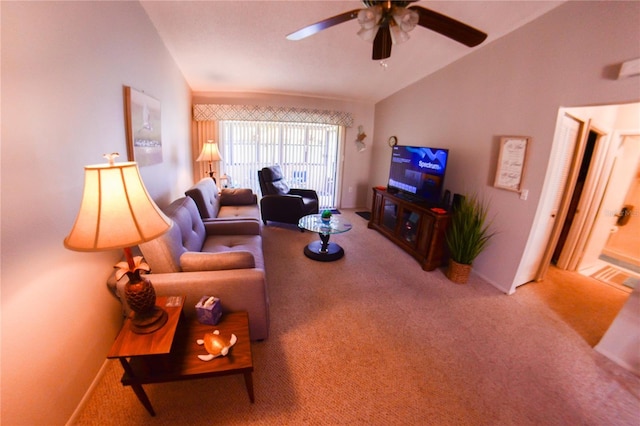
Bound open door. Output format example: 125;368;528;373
554;126;608;270
511;112;583;286
534;116;591;280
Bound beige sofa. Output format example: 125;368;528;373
185;178;260;221
107;196;269;340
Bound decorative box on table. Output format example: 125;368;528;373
196;296;222;325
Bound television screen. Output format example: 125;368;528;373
387;145;449;205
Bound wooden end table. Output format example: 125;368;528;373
108;296;254;416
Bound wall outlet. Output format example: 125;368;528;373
520;189;529;200
348;186;353;193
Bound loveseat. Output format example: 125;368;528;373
107;196;269;340
185;178;260;221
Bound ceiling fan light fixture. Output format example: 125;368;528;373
392;8;419;33
357;6;382;29
389;24;411;45
358;25;379;42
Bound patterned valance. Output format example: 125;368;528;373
193;104;353;127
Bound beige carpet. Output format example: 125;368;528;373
73;210;640;425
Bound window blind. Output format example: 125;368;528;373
219;120;341;209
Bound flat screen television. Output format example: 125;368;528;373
387;145;449;205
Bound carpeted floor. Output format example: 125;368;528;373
525;265;631;347
72;209;640;425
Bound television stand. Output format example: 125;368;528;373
368;188;450;271
392;191;422;204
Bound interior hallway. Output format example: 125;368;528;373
521;265;631;347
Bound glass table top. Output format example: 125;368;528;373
298;214;352;235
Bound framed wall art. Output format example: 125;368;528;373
123;86;162;167
494;136;530;192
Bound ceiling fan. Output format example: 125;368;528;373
286;0;487;60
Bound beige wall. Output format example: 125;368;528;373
1;2;192;424
2;1;639;424
192;92;376;209
371;1;640;292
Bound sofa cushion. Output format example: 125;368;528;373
202;234;264;270
203;218;261;236
271;180;290;195
185;178;220;219
180;251;256;272
139;197;207;273
261;164;284;181
220;188;257;206
217;205;261;220
165;197;206;252
139;222;183;273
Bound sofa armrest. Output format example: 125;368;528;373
110;269;270;340
220;188;257;206
180;250;255;272
259;194;305;211
203;219;261;235
289;188;319;201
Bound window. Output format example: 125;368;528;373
219;120;342;209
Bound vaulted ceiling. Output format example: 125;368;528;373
141;1;564;103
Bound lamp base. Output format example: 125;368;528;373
124;276;168;334
129;307;168;334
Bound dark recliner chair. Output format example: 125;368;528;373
257;165;319;226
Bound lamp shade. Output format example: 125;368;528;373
64;161;171;251
196;141;222;162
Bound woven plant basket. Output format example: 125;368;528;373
447;259;472;284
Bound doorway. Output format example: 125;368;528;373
552;129;602;265
513;102;640;290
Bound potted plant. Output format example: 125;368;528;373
321;209;332;223
445;193;495;284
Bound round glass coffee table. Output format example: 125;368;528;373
298;214;352;261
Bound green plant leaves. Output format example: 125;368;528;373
446;194;495;265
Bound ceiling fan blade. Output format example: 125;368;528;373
409;5;487;47
372;25;392;60
286;9;361;41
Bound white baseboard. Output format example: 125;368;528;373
65;359;111;426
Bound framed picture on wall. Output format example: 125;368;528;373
494;136;530;192
123;86;162;167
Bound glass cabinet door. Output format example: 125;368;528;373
400;209;421;247
382;199;398;231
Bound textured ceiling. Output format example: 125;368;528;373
141;1;564;103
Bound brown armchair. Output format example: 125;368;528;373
257;165;319;226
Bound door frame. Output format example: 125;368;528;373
555;125;608;271
534;116;592;280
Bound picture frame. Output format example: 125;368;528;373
494;136;530;192
123;86;162;167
